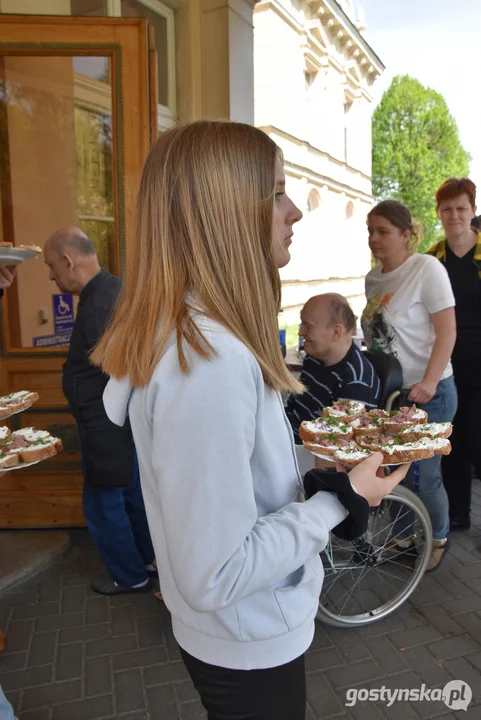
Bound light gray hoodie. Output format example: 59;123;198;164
103;317;346;670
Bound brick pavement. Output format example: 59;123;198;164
1;483;481;720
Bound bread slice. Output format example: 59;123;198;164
299;417;354;443
398;422;452;443
303;438;357;457
384;406;428;433
323;400;365;423
0;451;20;469
333;446;373;466
18;243;42;253
18;437;63;463
0;391;39;418
0;242;12;248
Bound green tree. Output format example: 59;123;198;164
372;75;470;252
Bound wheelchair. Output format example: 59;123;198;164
316;351;433;628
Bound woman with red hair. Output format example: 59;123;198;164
427;178;479;530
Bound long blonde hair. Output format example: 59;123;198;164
92;121;301;393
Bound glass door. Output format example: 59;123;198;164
0;15;152;528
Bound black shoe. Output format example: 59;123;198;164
449;516;471;531
91;577;152;596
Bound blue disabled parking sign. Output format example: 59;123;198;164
53;294;74;333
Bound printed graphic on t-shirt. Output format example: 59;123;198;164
362;290;397;355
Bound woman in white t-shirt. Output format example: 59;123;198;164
361;200;457;572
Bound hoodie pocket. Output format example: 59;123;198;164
274;556;324;632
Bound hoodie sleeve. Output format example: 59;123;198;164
146;338;347;614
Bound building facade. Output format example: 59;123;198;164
254;0;384;326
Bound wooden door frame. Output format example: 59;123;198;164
0;16;151;528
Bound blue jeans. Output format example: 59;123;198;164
82;450;155;586
393;376;458;540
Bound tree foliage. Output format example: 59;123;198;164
372;75;470;251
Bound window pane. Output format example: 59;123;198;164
0;54;116;348
121;0;169;107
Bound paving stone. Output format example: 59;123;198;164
111;604;136;636
354;612;405;639
428;634;480;661
467;651;481;671
28;630;57;666
143;659;190;686
136;615;166;648
36;612;84;632
453;612;481;644
1;664;53;691
21;709;53;720
326;659;384;689
0;651;27;672
4;619;34;652
111;645;167;671
305;647;346;673
0;591;38;608
52;695;114;720
382;703;423;720
418;604;464;637
176;679;199;703
400;646;451;686
443;595;481;615
306;671;345;718
85;634;138;658
435;572;473;598
61;586;86;614
330;629;371;662
364;635;407;673
115;669;146;713
22;679;82;710
86;596;110;625
443;657;481;704
147;684;180;718
38;578;62;603
59;623;110;644
85;655;112;697
13;601;60;621
181;701;207;719
388;625;443;649
164;628;182;662
55;641;83;681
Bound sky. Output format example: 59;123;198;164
352;0;481;191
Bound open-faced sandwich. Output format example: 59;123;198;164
3;428;63;464
384;405;428;433
18;243;42;254
333;445;373;466
299;417;356;443
322;399;365;423
0;449;20;469
398;422;452;443
303;436;357;456
0;391;39;419
352;408;389;436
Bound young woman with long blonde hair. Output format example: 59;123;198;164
93;121;407;719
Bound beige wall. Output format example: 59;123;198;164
175;0;255;123
4;57;78;346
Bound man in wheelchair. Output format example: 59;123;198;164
286;293;381;443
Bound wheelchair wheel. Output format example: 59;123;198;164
317;485;432;628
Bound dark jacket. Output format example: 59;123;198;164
63;270;134;488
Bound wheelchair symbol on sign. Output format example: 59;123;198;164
57;296;71;315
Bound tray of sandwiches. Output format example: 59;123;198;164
0;427;63;472
0;390;63;472
0;242;42;265
300;400;452;467
0;391;40;420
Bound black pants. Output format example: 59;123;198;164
442;380;481;520
179;646;306;720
